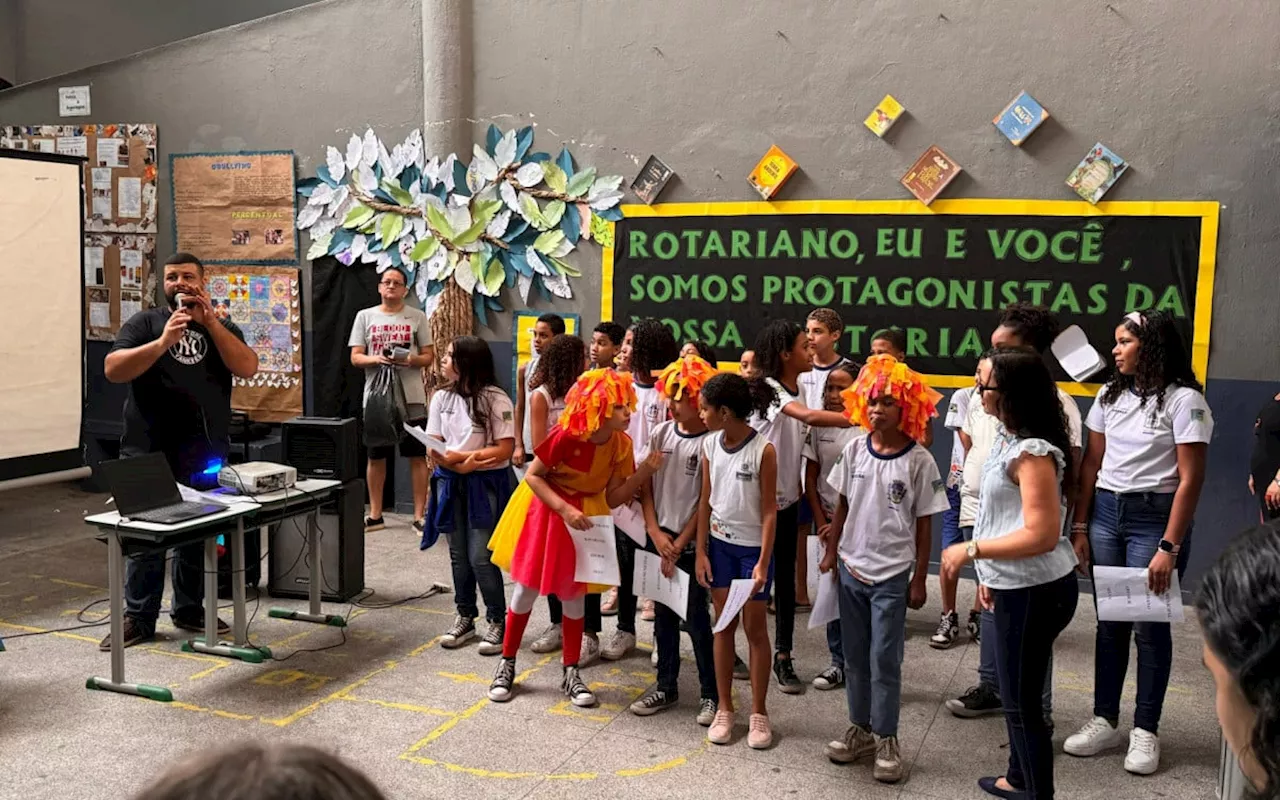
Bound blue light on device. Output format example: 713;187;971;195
202;459;223;475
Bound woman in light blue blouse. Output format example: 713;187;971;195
942;347;1080;799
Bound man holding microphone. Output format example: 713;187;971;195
100;252;259;650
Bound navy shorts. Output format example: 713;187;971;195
797;501;814;527
941;485;965;547
708;537;774;601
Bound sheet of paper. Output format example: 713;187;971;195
91;167;113;189
178;483;229;506
88;301;110;328
611;501;647;546
402;423;448;454
56;135;87;158
120;292;142;323
34;139;55;154
1093;566;1185;623
1051;324;1106;382
58;85;91;116
117;177;142;218
808;568;841;629
712;578;757;634
96;137;122;167
806;536;823;598
92;190;112;218
568;516;621;585
84;246;105;285
633;550;691;620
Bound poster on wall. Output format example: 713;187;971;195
1;123;158;232
511;310;581;390
170;151;298;265
205;265;303;421
603;199;1219;392
83;233;157;341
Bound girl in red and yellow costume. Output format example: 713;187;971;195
487;368;662;707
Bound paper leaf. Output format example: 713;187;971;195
325;146;346;185
453;216;488;246
361;128;378;169
576;203;592;240
445;204;472;237
542;162;567;194
590;214;614;247
533;229;566;255
500;181;521;213
361;244;380;264
426;203;454;240
543;199;568;228
311;216;339;239
410;215;427;239
420;277;443;311
296;204;323;229
587;175;624;201
495;129;518;169
518;273;533;303
406;128;424;169
409;236;441;262
424;249;450;281
454;256;478;293
526;248;551;276
595;205;625;222
327;185;349;214
481;257;505;296
549;255;581;277
519;192;549;230
343;204;375;228
357;165;377;192
316;165;339;189
307;183;332;207
565;167;597;199
556;147;575;178
378;141;396;178
543;271;572;299
550;236;574;258
485;124;502;156
515;126;535;161
350;233;367;262
345;134;363;170
306;232;333;260
487;208;511;238
559;200;581;242
376;251;393;272
382;179;413;207
465;158;487;195
380;214;405;249
588;188;625;210
471;144;499;182
514;161;544;188
451;157;469;195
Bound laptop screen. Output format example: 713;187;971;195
100;453;184;516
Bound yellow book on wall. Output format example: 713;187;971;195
864;95;905;137
747;145;798;200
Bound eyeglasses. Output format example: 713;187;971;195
976;382;1000;394
379;280;406;288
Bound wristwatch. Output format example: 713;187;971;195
1157;539;1181;555
966;540;980;560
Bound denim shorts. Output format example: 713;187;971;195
708;537;774;600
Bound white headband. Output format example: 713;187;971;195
1124;311;1146;327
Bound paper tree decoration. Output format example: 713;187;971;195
294;125;626;326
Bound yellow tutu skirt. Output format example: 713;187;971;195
488;480;614;596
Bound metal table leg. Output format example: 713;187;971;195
86;530;173;701
269;509;346;627
230;519;248;645
185;528;265;663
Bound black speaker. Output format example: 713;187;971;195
282;416;359;482
267;478;365;602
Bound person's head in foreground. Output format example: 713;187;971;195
134;742;386;800
840;353;940;443
1196;523;1280;798
557;367;637;441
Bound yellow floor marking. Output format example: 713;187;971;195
397;605;452;617
49;578;106;591
253;668;333;691
168;701;257;721
436;671;491;685
21;595;38;602
615;744;706;777
0;618;100;643
261;659;399;727
339;695;456;717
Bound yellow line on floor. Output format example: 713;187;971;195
339;695;456;717
0;618;101;644
614;744;705;777
169;701;257;721
49;578;106;591
261;659;399;727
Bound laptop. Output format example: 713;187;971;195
99;453;228;525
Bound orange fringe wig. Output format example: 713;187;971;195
656;355;718;402
558;368;638;439
841;354;942;443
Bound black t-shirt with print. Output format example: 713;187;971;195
111;307;245;477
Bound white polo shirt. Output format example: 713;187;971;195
649;421;708;535
802;424;862;519
427;386;516;470
750;378;808;510
1086;384;1213;493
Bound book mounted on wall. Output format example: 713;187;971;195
993;91;1049;146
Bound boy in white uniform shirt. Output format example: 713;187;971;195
819;355;949;784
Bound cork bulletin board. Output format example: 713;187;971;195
82;234;157;341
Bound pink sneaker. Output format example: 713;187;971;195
748;713;774;749
708;709;735;744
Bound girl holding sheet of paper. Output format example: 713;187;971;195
695;372;779;750
420;336;516;656
629;354;718;725
1065;310;1212;777
487;368;660;708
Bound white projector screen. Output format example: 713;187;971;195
0;152;85;480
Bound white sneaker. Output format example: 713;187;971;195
529;623;562;654
579;634;601;667
1124;728;1160;775
601;630;636;661
1063;716;1124;757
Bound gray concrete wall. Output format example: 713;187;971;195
10;0;326;85
468;0;1280;382
0;0;17;86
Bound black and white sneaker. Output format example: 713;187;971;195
946;684;1003;718
477;619;504;656
488;657;516;702
630;688;677;716
967;610;982;641
812;664;845;690
773;654;803;694
929;611;960;650
440;615;476;649
696;697;718;726
562;665;596;707
364;516;385;532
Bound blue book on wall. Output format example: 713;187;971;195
993;91;1049;146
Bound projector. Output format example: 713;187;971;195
218;461;297;495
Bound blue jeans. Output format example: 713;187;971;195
826;619;843;667
1089;489;1191;734
655;547;716;700
979;609;1054;722
125;544;204;633
444;484;506;624
838;566;909;737
994;573;1079;798
941;485;964;547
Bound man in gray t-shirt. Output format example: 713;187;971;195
348;266;434;531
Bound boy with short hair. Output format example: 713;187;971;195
820;355;948;783
513;313;565;467
591;321;626;369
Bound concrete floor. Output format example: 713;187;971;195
0;483;1223;800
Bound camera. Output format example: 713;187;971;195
385;346;411;363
